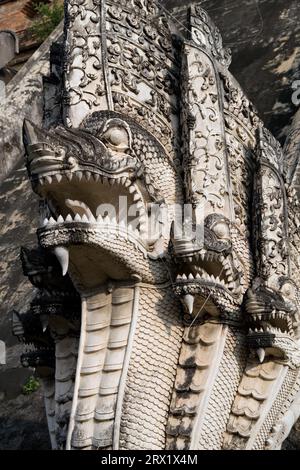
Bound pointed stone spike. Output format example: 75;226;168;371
53;247;69;276
183;295;194;315
40;316;49;333
23;119;41;149
55;174;63;183
256;348;265;364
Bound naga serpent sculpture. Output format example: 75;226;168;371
13;1;300;450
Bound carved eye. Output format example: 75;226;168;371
212;222;230;239
281;282;296;300
103;126;129;151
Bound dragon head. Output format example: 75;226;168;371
23;112;183;289
246;279;300;366
172;213;251;320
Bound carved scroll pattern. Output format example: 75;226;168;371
254;128;289;288
181;44;231;216
63;0;181;157
221;71;262;143
189;5;232;68
105;0;180;157
64;0;105;126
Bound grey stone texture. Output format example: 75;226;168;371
1;1;300;450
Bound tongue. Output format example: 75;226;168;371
65;199;94;219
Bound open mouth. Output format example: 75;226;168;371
35;170;150;243
248;313;295;337
29;164;171;287
175;250;242;294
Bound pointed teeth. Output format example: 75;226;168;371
82;214;89;223
183;294;194;315
57;215;64;224
256;348;265;364
55;174;63;183
53;247;69;276
45;176;52;185
43;218;49;226
66;199;94;219
74;214;82;222
48;217;56;225
65;214;73;223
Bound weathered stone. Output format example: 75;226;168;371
13;0;300;451
2;0;300;451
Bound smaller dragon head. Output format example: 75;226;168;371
12;309;55;375
172;213;251;320
15;246;81;374
246;278;300;366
